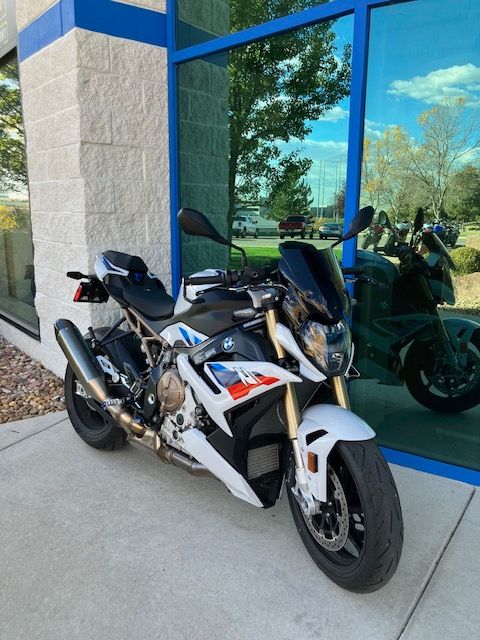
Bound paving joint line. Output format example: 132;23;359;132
0;417;69;453
396;485;476;639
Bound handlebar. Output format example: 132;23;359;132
342;267;364;276
183;270;240;287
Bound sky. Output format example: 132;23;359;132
279;0;480;208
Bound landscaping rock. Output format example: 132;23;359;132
0;336;65;424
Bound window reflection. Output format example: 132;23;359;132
176;0;338;49
178;16;353;275
351;0;480;470
0;51;37;333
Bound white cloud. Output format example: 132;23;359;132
320;106;349;122
388;63;480;105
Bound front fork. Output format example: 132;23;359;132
264;301;350;511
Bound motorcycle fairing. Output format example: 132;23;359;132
160;322;209;347
177;353;301;436
297;405;375;503
181;428;263;507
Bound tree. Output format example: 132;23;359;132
402;97;480;220
268;173;313;221
0;61;28;193
228;1;352;233
333;181;346;220
447;164;480;222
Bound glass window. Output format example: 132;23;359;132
178;16;353;275
0;51;38;334
176;0;340;49
350;0;480;470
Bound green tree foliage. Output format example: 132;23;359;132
447;165;480;222
0;61;28;193
267;160;313;221
228;1;352;231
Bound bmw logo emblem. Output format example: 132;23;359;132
222;336;234;352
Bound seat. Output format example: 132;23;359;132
103;250;148;273
123;286;175;319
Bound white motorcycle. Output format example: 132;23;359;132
55;206;403;593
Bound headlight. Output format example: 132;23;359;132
299;319;352;376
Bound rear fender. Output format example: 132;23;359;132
297;404;375;502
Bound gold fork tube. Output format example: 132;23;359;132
330;375;351;410
264;307;303;468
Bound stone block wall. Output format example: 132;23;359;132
3;10;170;375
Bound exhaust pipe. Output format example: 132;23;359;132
131;429;212;477
54;319;145;436
55;319;212;478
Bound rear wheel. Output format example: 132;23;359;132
404;337;480;413
64;364;127;450
287;441;403;593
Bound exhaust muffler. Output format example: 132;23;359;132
54;319;145;436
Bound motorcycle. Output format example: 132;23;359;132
362;221;385;250
352;209;480;413
373;213;409;257
444;223;460;248
55;206;403;593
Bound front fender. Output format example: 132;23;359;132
443;316;480;346
297;404;375;502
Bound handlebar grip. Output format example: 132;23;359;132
184;274;226;286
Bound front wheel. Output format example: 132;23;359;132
287;441;403;593
404;337;480;413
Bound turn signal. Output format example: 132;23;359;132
307;451;318;473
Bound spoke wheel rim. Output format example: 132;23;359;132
72;378;110;434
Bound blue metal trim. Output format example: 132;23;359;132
381;447;480;486
18;0;167;62
167;0;182;295
341;2;371;270
18;2;67;61
172;0;355;62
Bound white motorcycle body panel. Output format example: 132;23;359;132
160;322;209;347
174;269;226;315
297;404;375;502
181;429;263;507
177;353;301;437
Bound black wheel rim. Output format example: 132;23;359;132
290;450;366;567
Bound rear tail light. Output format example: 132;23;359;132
73;279;109;303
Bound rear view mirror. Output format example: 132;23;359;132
178;208;229;246
413;208;425;234
177;208;248;267
343;206;375;241
377;210;387;226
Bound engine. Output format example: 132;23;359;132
143;365;185;420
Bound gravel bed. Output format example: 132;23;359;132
0;336;65;424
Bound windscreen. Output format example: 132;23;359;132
278;242;349;324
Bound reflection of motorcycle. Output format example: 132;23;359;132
373;214;409;257
362;223;384;250
352;210;480;413
444;224;460;248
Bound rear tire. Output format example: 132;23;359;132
64;364;127;450
287;440;403;593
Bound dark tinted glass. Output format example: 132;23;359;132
176;0;339;49
0;51;38;333
350;0;480;471
178;16;353;275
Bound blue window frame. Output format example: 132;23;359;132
166;0;480;486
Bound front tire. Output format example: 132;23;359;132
404;337;480;413
64;364;127;450
287;441;403;593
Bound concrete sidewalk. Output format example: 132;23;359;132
0;413;478;640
